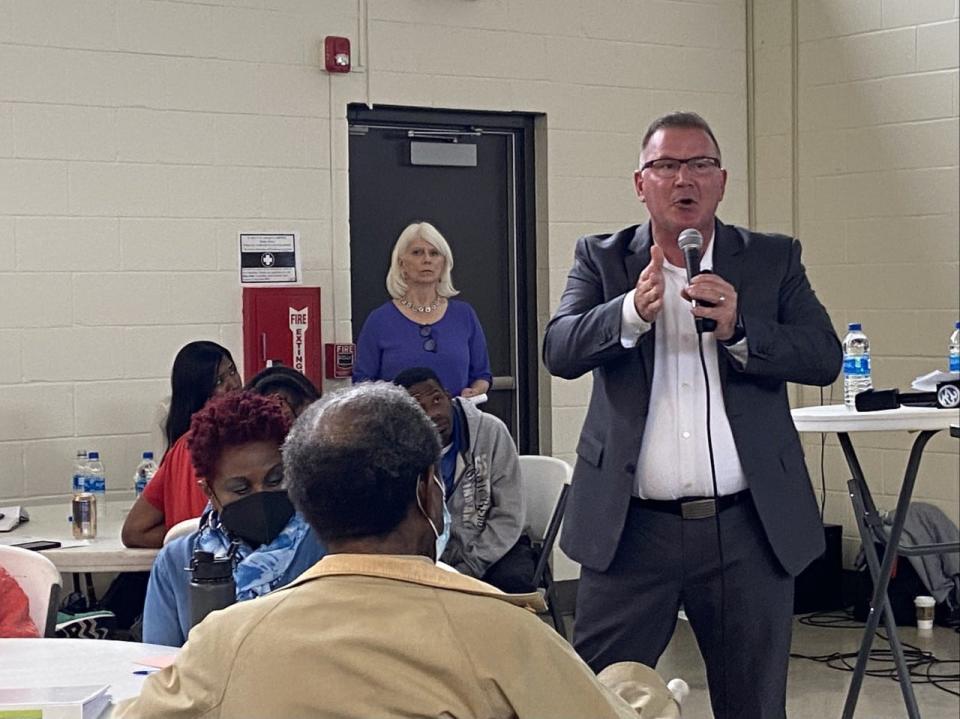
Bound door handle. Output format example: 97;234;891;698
490;376;515;391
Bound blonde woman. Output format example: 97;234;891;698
353;222;492;397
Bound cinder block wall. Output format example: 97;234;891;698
0;0;353;499
752;0;959;564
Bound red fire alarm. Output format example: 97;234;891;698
324;36;351;73
324;343;356;379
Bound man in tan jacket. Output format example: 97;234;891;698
117;382;679;719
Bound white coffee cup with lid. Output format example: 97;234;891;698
914;595;935;630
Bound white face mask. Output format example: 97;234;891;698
436;494;451;561
417;474;451;562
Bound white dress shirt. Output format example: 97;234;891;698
620;237;748;500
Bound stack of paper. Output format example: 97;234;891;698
0;506;27;532
0;685;111;719
911;370;960;392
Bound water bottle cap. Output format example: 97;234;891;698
955;321;960;329
848;322;862;331
88;451;100;460
142;451;154;460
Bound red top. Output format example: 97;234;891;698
143;433;209;530
0;566;40;638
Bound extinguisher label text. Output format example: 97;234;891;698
288;307;309;374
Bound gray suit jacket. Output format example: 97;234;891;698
543;220;841;576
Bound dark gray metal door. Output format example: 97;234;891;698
347;105;538;452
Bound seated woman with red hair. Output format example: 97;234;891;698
141;391;325;647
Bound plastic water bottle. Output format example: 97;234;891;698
949;321;960;373
71;449;88;494
134;451;158;497
843;323;872;409
84;452;107;524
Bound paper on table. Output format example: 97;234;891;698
0;684;111;719
134;655;176;669
911;370;960;392
0;506;26;532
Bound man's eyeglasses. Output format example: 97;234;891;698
639;156;721;178
419;324;437;353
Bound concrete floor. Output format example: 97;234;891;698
650;617;960;718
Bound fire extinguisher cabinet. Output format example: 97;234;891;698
242;287;323;392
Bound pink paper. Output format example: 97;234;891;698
135;654;176;669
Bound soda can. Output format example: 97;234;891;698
72;493;97;539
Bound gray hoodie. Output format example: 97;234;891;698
441;398;525;578
867;502;960;609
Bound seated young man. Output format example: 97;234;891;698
393;367;535;593
141;391;325;647
116;383;679;719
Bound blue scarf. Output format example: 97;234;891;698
196;508;310;601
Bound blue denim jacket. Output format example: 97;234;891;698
142;524;325;647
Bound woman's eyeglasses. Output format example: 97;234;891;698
214;364;238;387
419;324;437;353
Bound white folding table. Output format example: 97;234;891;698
0;499;160;606
0;638;176;716
0;500;159;574
792;405;960;719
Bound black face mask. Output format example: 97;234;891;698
218;490;295;548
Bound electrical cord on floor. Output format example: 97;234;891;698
790;609;960;697
798;609;864;629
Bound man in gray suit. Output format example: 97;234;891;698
544;112;841;719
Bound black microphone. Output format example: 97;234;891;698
854;380;960;411
678;228;703;282
677;228;716;333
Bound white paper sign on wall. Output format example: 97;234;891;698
239;233;301;285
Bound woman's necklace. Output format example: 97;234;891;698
399;295;443;314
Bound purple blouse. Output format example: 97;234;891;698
353;300;493;395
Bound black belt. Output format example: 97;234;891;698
631;490;750;520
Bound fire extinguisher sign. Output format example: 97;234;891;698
289;307;309;373
239;232;301;285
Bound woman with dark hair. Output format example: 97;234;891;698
141;391;325;647
163;341;240;453
245;364;321;420
122;341;241;549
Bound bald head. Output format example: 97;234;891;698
282;382;441;543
